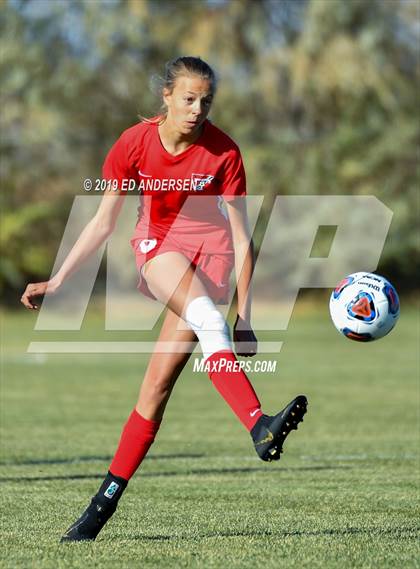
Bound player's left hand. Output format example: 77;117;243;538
233;315;258;357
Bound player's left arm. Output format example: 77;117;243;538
226;198;258;357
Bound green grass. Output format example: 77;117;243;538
1;299;419;568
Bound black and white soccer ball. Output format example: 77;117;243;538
329;272;400;342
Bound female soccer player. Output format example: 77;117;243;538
21;56;307;542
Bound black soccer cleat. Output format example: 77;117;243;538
60;498;117;542
60;472;127;542
251;395;308;462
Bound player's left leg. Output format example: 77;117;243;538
60;309;198;542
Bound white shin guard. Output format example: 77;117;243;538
185;296;232;361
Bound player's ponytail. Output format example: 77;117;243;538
140;56;217;124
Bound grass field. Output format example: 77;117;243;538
1;299;419;568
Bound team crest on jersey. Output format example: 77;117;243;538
191;173;214;191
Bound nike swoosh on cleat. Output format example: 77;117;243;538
255;429;274;446
250;409;260;417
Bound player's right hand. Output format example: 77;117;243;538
20;280;60;310
233;315;258;357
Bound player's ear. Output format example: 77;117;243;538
162;87;172;107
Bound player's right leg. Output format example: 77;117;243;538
141;251;308;459
60;309;197;543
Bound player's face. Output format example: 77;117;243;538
163;75;214;135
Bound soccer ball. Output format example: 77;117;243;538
329;272;400;342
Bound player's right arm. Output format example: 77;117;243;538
20;190;125;310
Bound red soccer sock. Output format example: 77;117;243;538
206;350;263;431
109;409;161;480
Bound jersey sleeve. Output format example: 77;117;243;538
220;148;247;201
102;132;139;194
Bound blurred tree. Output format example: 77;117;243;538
0;0;418;299
280;0;419;287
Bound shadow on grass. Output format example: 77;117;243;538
0;453;204;467
128;526;419;542
0;464;352;483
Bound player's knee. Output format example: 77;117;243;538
202;308;229;334
185;296;228;332
185;296;231;359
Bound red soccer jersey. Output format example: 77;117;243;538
102;118;246;254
